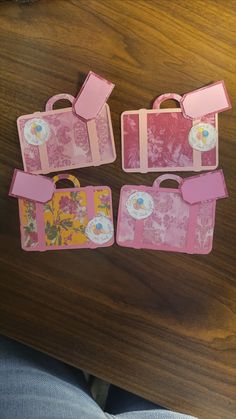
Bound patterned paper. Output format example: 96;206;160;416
121;86;221;172
122;110;218;172
116;176;218;254
18;175;114;251
18;103;115;174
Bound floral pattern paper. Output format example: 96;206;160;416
19;199;39;249
147;112;193;168
19;186;113;251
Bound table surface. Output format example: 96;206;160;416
0;1;236;418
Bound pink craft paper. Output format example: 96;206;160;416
121;83;224;173
181;170;228;204
181;81;231;119
73;71;115;121
116;172;227;254
9;169;55;202
17;73;116;175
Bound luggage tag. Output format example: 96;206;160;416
181;170;228;204
181;81;231;119
9;169;55;203
73;71;115;121
72;71;115;164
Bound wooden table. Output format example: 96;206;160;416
0;1;235;418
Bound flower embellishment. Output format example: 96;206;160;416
188;123;216;152
24;118;50;145
126;191;154;220
86;216;113;244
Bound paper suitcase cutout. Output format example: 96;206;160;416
17;72;116;174
9;170;114;251
121;81;231;173
116;171;228;254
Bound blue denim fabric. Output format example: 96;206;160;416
0;335;196;419
105;385;161;413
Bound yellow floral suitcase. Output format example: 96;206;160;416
9;170;114;251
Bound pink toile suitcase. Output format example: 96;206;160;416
121;81;231;173
116;171;228;254
9;170;114;251
17;72;116;174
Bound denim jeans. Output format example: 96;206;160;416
0;335;196;419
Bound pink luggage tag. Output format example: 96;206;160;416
9;169;55;203
116;170;228;254
181;170;228;204
10;171;114;252
17;72;116;174
73;71;115;121
181;81;231;119
121;81;231;173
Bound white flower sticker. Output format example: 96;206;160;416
188;123;217;152
85;216;113;244
23;118;51;146
126;191;154;220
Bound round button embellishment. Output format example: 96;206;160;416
23;118;51;146
85;216;113;244
188;123;217;152
126;191;154;220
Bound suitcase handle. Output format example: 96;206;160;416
45;94;75;111
152;93;182;109
52;174;80;187
153;174;183;189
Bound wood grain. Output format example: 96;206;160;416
0;1;236;418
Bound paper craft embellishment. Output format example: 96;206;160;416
17;72;116;174
121;81;231;173
116;170;228;254
9;170;114;251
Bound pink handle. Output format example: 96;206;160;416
153;174;183;189
152;93;182;109
45;94;75;111
52;174;80;188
